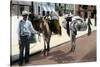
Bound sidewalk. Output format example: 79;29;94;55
13;31;96;66
11;16;96;62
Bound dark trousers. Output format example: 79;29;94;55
19;36;30;65
66;22;70;36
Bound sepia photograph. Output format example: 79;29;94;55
10;0;97;66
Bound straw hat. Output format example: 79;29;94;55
22;10;30;15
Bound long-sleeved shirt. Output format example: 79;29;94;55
18;19;37;40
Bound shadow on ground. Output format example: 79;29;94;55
47;50;75;63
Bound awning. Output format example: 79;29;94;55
42;6;53;12
42;6;48;11
50;7;55;12
47;6;52;12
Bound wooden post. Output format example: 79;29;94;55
31;2;34;14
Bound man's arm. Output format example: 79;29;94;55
29;21;39;34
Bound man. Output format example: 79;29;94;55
18;11;38;65
65;14;73;36
87;17;92;36
87;12;92;36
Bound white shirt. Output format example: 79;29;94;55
18;19;37;40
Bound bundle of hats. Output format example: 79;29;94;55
49;19;61;35
73;18;87;31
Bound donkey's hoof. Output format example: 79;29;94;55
70;47;75;53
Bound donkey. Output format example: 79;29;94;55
62;15;87;52
29;14;61;56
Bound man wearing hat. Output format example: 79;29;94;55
18;10;38;65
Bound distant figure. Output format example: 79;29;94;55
18;11;38;65
87;17;92;36
94;14;96;26
94;9;96;26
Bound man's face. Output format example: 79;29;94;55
22;14;28;21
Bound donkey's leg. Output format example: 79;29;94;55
47;36;51;51
72;35;76;52
47;34;52;55
71;42;76;52
43;40;46;56
45;35;51;56
70;43;75;52
46;40;50;56
44;38;49;56
70;33;76;52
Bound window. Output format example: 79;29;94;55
42;11;45;16
59;3;61;6
38;6;40;15
20;5;24;15
47;3;50;6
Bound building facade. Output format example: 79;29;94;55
75;5;96;18
33;2;55;16
55;3;75;15
11;1;96;18
11;1;56;16
11;1;31;16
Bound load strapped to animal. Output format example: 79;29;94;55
62;15;87;32
49;11;62;35
28;14;43;32
49;18;61;35
28;12;62;36
72;16;87;31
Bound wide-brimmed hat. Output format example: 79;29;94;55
22;10;30;15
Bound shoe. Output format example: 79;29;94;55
19;62;23;66
25;59;29;64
